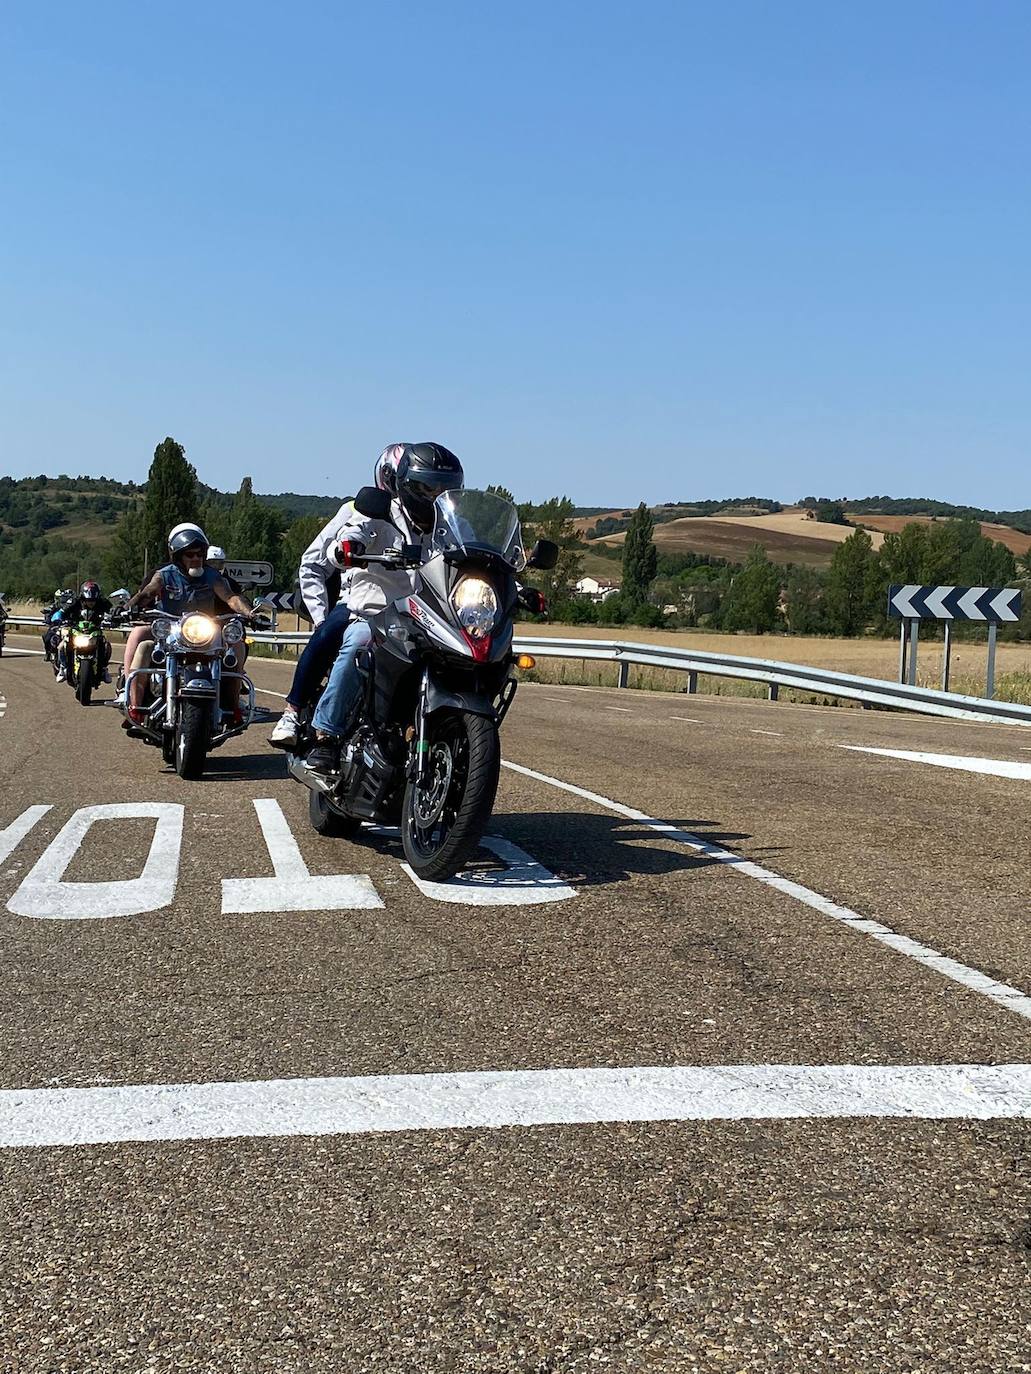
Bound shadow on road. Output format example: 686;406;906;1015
203;750;291;782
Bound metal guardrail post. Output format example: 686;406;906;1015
616;660;629;689
986;623;998;699
687;670;698;695
768;682;779;702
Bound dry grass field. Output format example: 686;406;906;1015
593;508;882;568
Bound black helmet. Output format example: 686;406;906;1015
395;443;464;530
167;522;208;560
81;580;101;601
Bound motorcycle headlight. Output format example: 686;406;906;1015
223;618;245;645
180;613;218;647
451;577;498;639
152;617;172;642
72;633;94;650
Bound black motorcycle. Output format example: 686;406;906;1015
65;613;111;705
288;487;557;881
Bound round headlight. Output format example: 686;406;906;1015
152;617;172;642
451;577;498;640
72;632;94;650
180;613;217;646
224;618;245;645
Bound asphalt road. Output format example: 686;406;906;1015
1;633;1029;1372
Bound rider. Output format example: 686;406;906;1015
206;546;243;601
305;443;465;771
42;588;69;661
120;524;254;725
269;444;405;749
54;581;113;683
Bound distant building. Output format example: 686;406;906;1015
574;576;620;603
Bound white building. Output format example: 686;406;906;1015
574;576;620;603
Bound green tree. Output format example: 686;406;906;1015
104;503;147;590
621;503;658;604
280;515;325;585
228;478;288;576
721;545;781;633
142;437;199;574
783;566;829;634
521;496;583;608
827;527;875;635
486;483;515;505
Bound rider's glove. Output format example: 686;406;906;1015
519;588;548;616
331;539;367;570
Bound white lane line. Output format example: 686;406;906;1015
0;806;52;867
3;1063;1031;1148
254;687;289;699
605;706;632;713
843;746;1031;782
501;759;1031;1022
750;729;783;737
671;716;703;724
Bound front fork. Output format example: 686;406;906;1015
411;670;430;783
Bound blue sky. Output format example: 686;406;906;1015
1;1;1028;507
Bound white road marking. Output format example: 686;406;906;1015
221;798;382;913
605;706;632;713
399;833;576;906
843;746;1031;781
750;729;783;737
3;1063;1030;1148
501;760;1031;1022
254;687;289;699
0;806;52;867
670;716;703;724
7;804;184;921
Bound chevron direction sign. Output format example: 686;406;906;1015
888;584;1022;623
259;590;303;613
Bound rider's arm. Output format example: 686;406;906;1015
213;577;252;619
298;501;361;626
127;572;163;612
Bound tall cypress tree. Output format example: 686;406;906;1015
142;437;199;573
621;503;658;604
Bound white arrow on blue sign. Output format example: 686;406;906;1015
888;585;1021;623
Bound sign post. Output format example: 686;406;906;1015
888;585;1021;695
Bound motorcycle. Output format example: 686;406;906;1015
121;607;267;778
66;614;111;705
287;486;557;881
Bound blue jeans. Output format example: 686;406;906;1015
287;604;351;710
311;618;373;738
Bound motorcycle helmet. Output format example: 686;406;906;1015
81;580;101;603
395;443;464;531
374;444;405;497
167;523;209;579
206;545;227;569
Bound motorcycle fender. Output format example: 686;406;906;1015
424;679;496;720
180;678;218;696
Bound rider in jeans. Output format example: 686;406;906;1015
269;445;406;749
305;443;465;772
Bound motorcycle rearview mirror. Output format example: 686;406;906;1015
525;538;560;571
353;486;393;521
109;588;132;605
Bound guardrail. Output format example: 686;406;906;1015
6;617;1030;727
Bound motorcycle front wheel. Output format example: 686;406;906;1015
401;711;500;882
308;788;361;838
176;699;211;780
76;660;93;706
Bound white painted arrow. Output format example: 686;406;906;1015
922;585;955;618
989;588;1021;623
957;586;988;620
891;584;923;617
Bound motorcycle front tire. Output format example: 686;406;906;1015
76;661;93;706
401;711;500;883
176;699;211;780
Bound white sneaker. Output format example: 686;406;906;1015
115;687;126;706
270;709;300;748
55;669;67;683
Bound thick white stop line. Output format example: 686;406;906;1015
500;760;1031;1022
2;1063;1029;1148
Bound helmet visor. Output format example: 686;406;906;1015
406;470;464;506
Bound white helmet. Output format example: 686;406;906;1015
206;545;227;564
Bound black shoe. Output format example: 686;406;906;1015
306;741;340;772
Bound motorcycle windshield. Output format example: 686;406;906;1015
429;490;526;571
